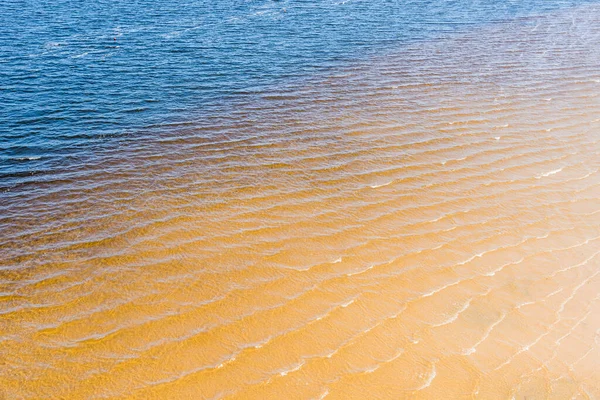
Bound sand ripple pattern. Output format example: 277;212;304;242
3;4;600;399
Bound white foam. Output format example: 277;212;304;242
484;257;524;277
72;52;89;59
363;365;378;374
216;355;236;369
370;181;393;189
409;335;420;344
428;215;444;223
535;167;563;179
340;299;355;308
545;288;564;299
415;364;437;390
422;281;458;298
346;264;373;277
373;349;405;366
431;299;472;327
462;347;476;356
325;349;337;359
17;156;42;161
455;251;486;267
516;300;536;309
279;361;305;376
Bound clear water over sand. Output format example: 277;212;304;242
2;2;600;399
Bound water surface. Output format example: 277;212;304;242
2;1;600;399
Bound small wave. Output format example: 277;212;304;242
535;167;563;179
279;361;305;376
71;52;89;59
362;365;379;374
340;298;355;308
574;169;597;181
216;355;237;369
15;156;42;161
483;257;524;277
346;264;373;277
370;181;393;189
442;156;467;165
431;299;472;327
415;364;437;390
461;312;507;355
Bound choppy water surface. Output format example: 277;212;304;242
3;1;600;399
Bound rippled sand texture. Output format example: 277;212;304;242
3;5;600;400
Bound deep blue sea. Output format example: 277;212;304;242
0;0;597;186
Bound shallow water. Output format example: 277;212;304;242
2;1;600;399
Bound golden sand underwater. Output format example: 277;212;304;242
2;5;600;399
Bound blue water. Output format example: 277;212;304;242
0;0;597;187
